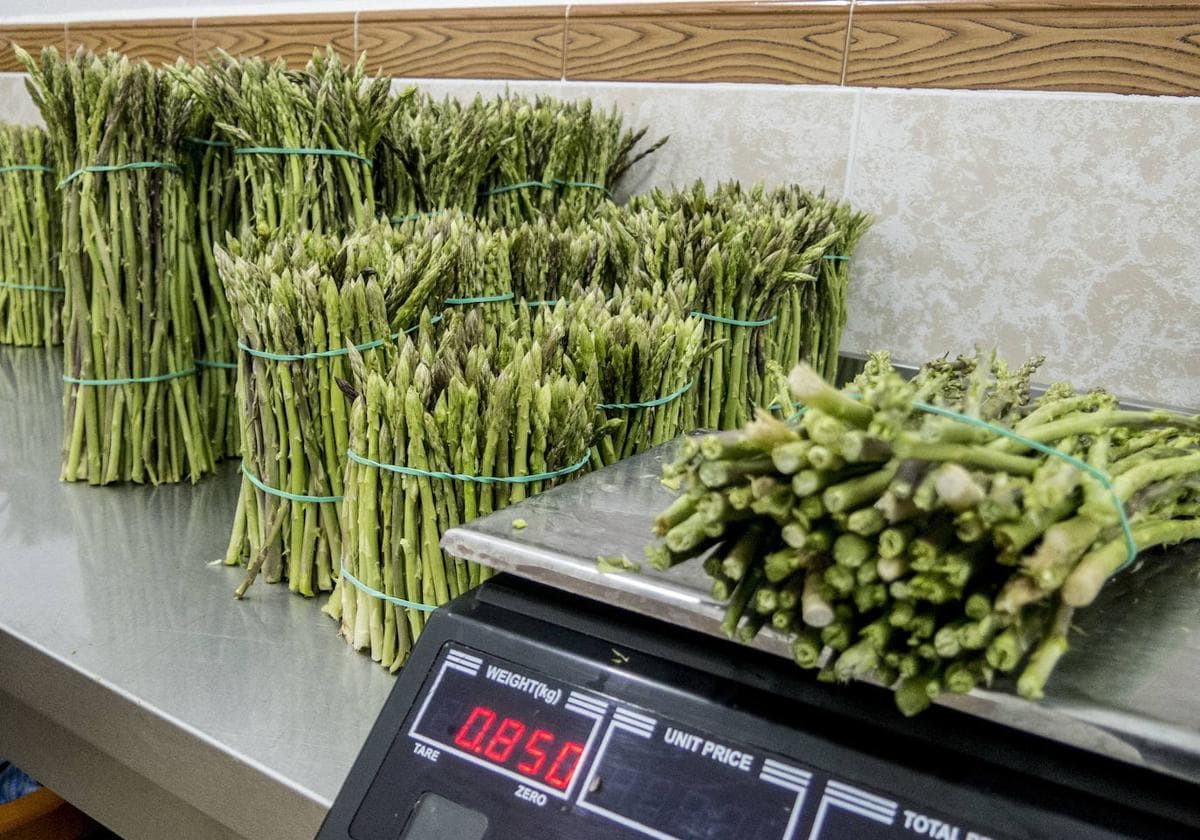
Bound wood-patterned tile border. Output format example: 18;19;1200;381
0;2;1197;96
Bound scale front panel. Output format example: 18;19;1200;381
321;579;1189;840
349;642;1015;840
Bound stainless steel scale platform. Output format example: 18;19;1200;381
441;443;1200;789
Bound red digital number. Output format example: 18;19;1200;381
454;706;496;753
544;742;585;790
516;729;554;776
483;718;527;763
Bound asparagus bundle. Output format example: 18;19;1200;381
179;70;241;458
655;353;1200;713
379;92;499;221
218;216;467;597
182;50;397;239
379;92;665;226
0;123;60;347
479;96;666;226
330;306;594;669
23;48;213;484
625;182;871;429
565;284;706;465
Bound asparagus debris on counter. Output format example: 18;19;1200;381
655;351;1200;713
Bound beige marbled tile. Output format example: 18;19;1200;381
0;73;45;126
556;80;854;200
844;87;1200;410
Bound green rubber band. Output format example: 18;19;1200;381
64;367;195;386
910;400;1137;572
786;393;1137;572
241;462;343;504
444;292;515;305
0;164;53;175
347;447;591;485
481;178;612;199
195;358;238;370
234;146;373;167
690;310;778;328
402;314;444;335
58;161;182;189
823;255;849;261
597;379;694;411
390;210;444;223
0;281;65;293
186;137;232;148
525;299;560;308
339;564;437;612
238;331;401;362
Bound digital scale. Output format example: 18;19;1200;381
318;444;1200;840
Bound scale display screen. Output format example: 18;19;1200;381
406;646;601;798
351;644;1009;840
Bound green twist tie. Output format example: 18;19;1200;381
390;210;444;223
444;292;515;306
910;400;1137;572
347;448;591;485
0;281;65;293
241;462;342;504
238;331;401;362
195;358;238;370
823;255;849;261
481;179;612;199
58;161;182;189
690;310;778;328
0;164;53;175
402;314;444;334
339;565;437;612
785;394;1138;573
186;137;232;148
235;146;372;167
597;379;694;411
64;367;195;386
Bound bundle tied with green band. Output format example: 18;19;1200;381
380;91;666;227
218;217;466;598
653;352;1200;713
179;50;397;240
22;47;214;484
0;123;60;347
623;182;872;430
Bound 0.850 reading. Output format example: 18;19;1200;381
453;705;585;790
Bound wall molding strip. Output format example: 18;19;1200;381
1;2;1197;95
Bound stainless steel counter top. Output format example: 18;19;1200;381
442;440;1200;788
0;348;394;840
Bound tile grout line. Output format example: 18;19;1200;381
839;0;855;86
561;4;571;82
840;87;864;203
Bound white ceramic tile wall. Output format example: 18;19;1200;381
4;71;1195;407
0;72;44;126
843;87;1200;411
